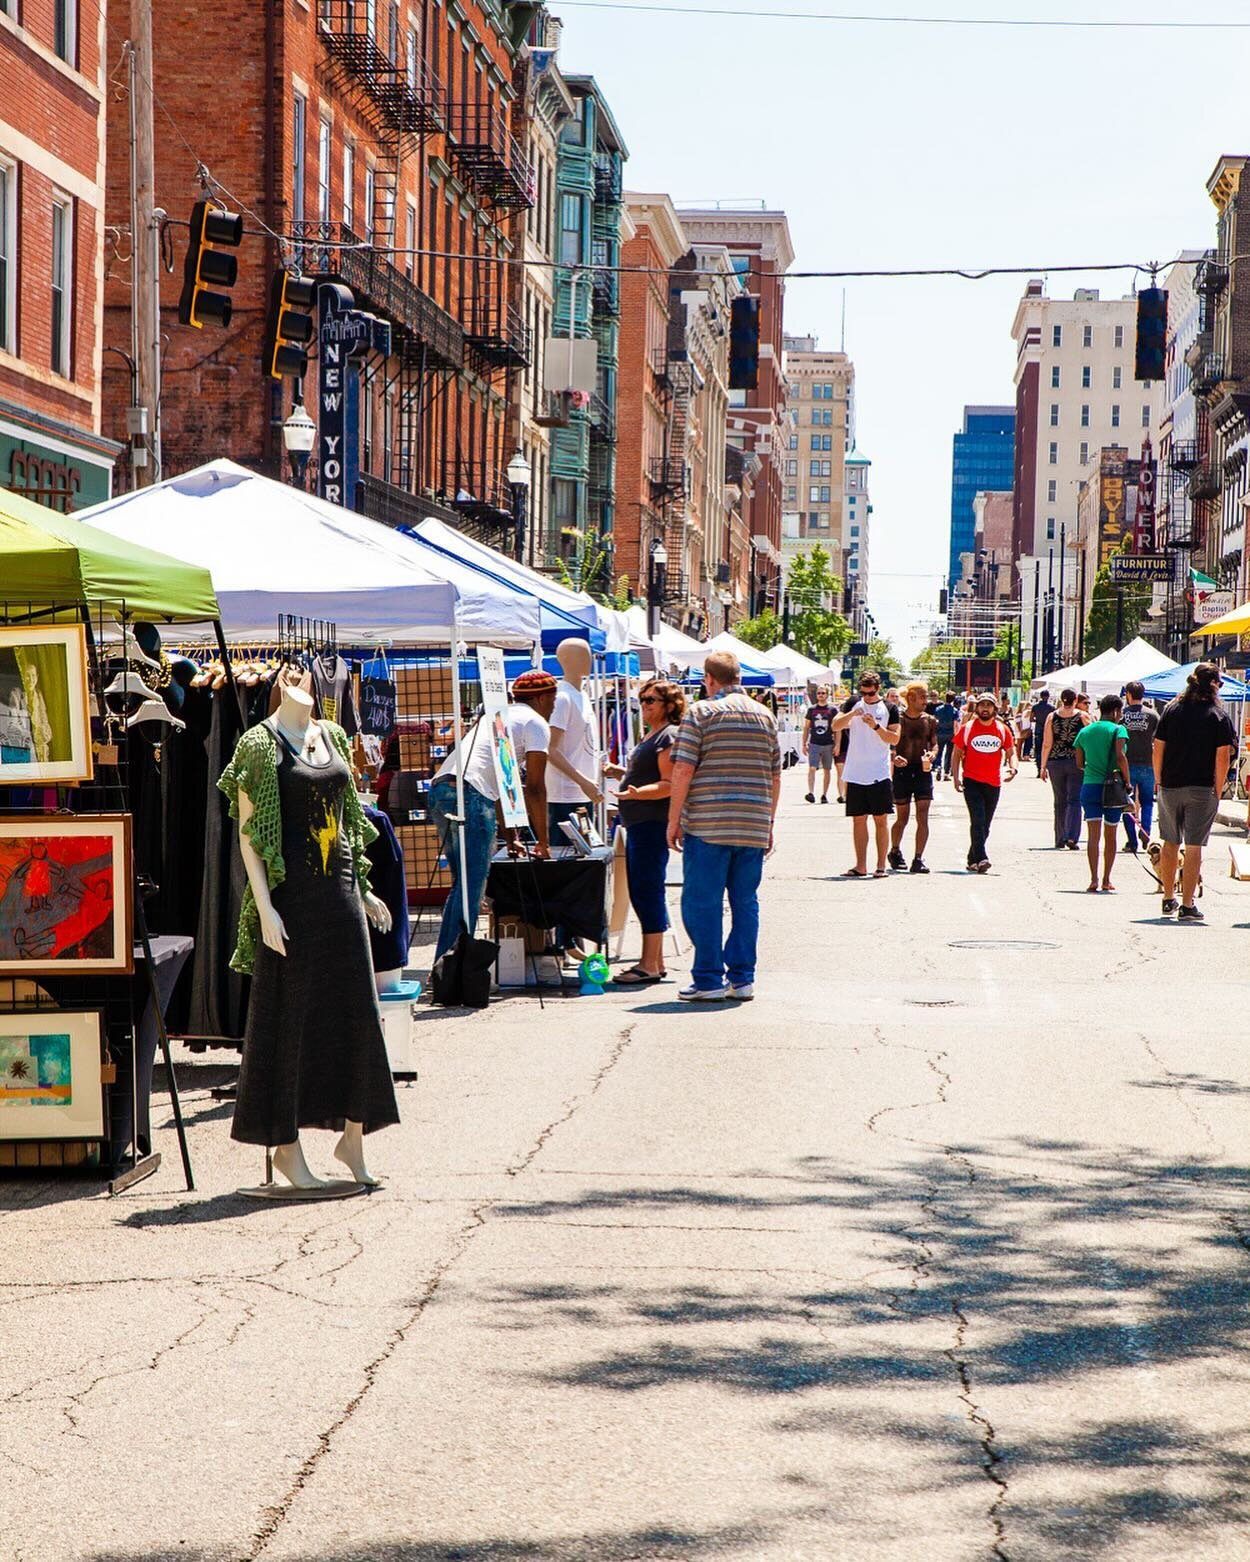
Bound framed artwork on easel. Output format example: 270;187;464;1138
0;624;94;785
0;815;133;976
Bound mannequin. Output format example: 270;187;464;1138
221;687;399;1191
546;639;603;813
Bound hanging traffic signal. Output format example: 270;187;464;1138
262;270;317;379
1134;287;1168;382
177;199;243;329
728;295;760;390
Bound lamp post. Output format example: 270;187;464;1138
282;399;316;490
506;449;532;564
647;536;668;639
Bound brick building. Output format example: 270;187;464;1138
104;0;534;544
0;1;120;510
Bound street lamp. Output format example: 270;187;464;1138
506;449;532;564
647;536;668;638
282;400;316;489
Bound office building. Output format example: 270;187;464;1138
948;407;1014;589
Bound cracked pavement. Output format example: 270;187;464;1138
4;776;1250;1560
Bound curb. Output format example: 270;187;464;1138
1216;807;1247;834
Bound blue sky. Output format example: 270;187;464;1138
555;0;1250;657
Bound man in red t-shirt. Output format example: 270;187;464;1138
951;692;1017;873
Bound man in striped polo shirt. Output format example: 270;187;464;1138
667;651;781;1002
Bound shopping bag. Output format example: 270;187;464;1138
360;649;397;739
429;930;498;1008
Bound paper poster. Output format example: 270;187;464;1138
478;647;528;829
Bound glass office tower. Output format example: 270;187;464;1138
949;406;1015;588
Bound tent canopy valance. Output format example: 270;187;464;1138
79;460;539;646
0;485;219;622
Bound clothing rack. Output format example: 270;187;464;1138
277;614;338;665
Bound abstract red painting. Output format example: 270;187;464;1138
0;816;132;975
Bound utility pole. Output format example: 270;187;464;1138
130;0;160;485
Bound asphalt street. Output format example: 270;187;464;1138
4;766;1250;1562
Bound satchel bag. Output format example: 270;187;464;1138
1101;732;1130;810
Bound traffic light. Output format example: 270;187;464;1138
728;295;760;391
177;199;243;329
1134;287;1168;381
262;270;317;379
939;588;948;614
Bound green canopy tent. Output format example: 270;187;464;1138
0;485;219;622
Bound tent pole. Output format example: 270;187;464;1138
213;618;247;726
448;604;472;929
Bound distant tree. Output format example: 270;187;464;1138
910;639;972;688
785;545;852;664
863;634;905;687
1084;540;1152;659
735;608;784;651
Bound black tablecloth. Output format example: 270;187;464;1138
486;851;610;945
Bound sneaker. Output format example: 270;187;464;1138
887;848;907;871
1178;904;1205;923
910;858;930;874
820;795;829;804
805;792;815;803
678;983;729;1002
726;982;755;1001
1161;897;1179;916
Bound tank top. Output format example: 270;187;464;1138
1049;711;1083;761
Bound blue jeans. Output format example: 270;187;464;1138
428;775;497;962
1127;763;1155;837
680;834;765;992
624;818;670;935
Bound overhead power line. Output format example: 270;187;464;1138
557;2;1250;28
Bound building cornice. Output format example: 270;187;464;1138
623;192;687;267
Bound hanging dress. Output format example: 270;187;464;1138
219;721;399;1147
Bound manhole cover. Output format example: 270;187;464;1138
948;939;1059;951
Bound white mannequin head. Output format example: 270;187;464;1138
278;685;315;731
555;638;591;688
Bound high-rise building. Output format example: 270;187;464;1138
843;444;872;626
948;408;1015;589
780;335;852;587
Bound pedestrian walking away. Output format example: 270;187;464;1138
934;690;960;779
1120;680;1159;853
1153;662;1235;923
1074;693;1130;893
1030;689;1055;774
668;651;781;1000
831;671;901;877
802;684;837;803
888;680;938;873
1040;688;1088;849
951;692;1017;871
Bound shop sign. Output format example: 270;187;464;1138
317;285;391;509
1109;553;1172;584
1194;590;1236;625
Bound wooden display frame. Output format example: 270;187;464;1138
0;623;94;786
0;814;134;977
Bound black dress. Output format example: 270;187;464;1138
231;729;399;1147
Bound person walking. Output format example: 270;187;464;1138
1120;680;1159;853
888;681;938;874
1030;690;1055;775
951;691;1017;872
934;690;960;780
1153;662;1236;922
1017;702;1034;764
801;684;837;804
1040;688;1087;849
1074;693;1130;893
667;651;781;1001
614;678;684;986
831;671;900;877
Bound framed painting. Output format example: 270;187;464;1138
0;624;93;786
0;816;133;976
0;1009;106;1141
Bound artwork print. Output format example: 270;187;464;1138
0;816;132;975
0;625;93;785
0;1010;105;1140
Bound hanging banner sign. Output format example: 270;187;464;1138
477;647;529;829
1195;590;1236;625
317;285;391;510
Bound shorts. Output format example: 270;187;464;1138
1157;785;1219;848
892;764;934;803
807;744;834;772
1080;780;1123;825
845;779;895;818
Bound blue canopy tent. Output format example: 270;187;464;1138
1141;661;1250;701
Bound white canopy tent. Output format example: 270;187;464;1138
1032;647;1120;695
624;606;709;673
1031;639;1176;698
700;630;784;681
79;460;540;646
755;643;841;687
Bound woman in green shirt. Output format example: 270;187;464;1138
1075;693;1131;893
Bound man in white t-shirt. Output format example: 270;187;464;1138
830;670;901;877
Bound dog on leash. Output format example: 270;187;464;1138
1144;836;1203;898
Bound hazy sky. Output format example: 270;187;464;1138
555;0;1250;657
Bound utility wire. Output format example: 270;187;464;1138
556;2;1250;27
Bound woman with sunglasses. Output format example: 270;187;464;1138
613;678;687;985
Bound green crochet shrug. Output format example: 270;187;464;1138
217;720;377;974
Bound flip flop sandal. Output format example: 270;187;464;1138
873;868;888;878
613;967;664;985
844;867;868;878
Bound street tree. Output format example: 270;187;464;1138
786;545;853;664
910;639;971;687
1083;541;1152;658
735;608;783;651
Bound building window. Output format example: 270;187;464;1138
786;459;797;476
1079;441;1089;464
810;434;821;451
788;434;798;451
785;486;796;503
790;381;802;398
1081;365;1091;389
404;202;416;280
0;161;14;355
1080;404;1090;427
1049;404;1059;427
1111;404;1120;427
407;24;419;89
317;117;332;223
342;142;354;227
293;95;307;221
50;195;72;377
1046;517;1055;540
559;193;582;265
54;0;76;64
1051;365;1060;388
809;459;820;475
1048;442;1058;465
363;163;375;244
809;485;820;503
1047;480;1056;502
820;485;831;502
1052;324;1062;347
1114;324;1124;349
1082;324;1092;348
1141;404;1151;428
850;525;859;538
388;0;400;60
